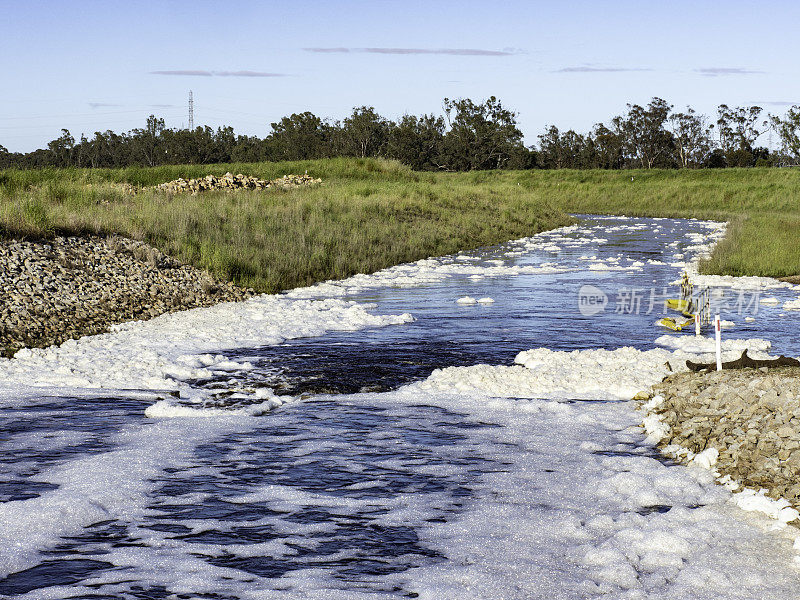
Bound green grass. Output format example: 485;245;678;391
1;160;798;291
0;158;569;292
501;168;800;278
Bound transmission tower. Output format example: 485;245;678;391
188;90;194;130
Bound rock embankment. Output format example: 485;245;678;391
154;172;321;194
645;368;800;508
0;236;253;357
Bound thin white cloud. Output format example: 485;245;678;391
215;70;287;77
88;102;122;108
304;47;517;56
696;67;765;77
750;101;798;106
151;70;212;77
150;70;287;77
305;47;350;53
555;66;653;73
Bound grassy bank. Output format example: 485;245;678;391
502;168;800;278
0;158;569;292
0;160;797;291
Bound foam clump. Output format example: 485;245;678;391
0;296;413;396
734;489;800;523
405;343;800;599
415;346;683;401
145;398;282;418
784;298;800;310
690;447;719;469
654;334;771;357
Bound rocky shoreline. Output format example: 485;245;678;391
642;367;800;515
0;235;253;357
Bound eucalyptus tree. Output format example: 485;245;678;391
611;98;675;169
716;104;764;166
0;143;12;168
267;112;331;160
716;104;764;151
340;106;390;158
84;132;107;168
537;126;595;169
441;96;524;170
591;123;625;169
537;126;569;169
667;108;714;168
131;115;166;167
47;129;75;167
385;114;445;170
230;134;268;163
768;106;800;164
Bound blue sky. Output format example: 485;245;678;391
2;0;799;152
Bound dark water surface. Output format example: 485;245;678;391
2;216;798;598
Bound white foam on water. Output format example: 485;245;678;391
285;256;575;299
5;216;800;598
784;298;800;310
284;220;669;300
416;346;681;401
694;275;799;291
19;360;800;599
653;334;772;356
0;415;251;578
144;389;284;418
414;332;776;403
0;296;413;401
393;343;800;599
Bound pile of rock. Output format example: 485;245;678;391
646;368;800;507
0;235;253;357
269;173;323;188
153;172;321;194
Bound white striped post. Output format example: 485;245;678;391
715;314;722;371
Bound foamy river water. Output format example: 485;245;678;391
3;216;800;599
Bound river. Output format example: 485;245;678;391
2;215;800;599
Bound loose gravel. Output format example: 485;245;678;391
0;235;253;357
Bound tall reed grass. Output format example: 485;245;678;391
0;159;568;292
1;160;798;290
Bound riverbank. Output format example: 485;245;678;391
0;158;571;293
0;235;251;357
642;367;800;518
2;160;799;294
500;167;800;279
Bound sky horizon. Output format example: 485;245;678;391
2;0;799;153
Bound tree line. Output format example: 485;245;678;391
2;97;799;171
